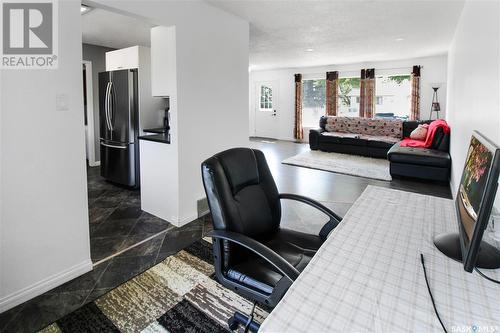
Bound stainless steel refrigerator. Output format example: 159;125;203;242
99;69;139;188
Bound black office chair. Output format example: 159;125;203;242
201;148;342;332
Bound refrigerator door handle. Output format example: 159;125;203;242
100;142;127;149
109;81;115;131
105;82;112;131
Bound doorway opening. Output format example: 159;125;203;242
82;6;172;265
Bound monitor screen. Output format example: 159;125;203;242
456;131;500;272
458;136;494;241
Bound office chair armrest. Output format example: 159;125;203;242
279;193;342;240
207;230;300;281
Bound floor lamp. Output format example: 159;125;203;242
430;87;441;119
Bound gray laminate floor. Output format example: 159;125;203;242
249;139;451;233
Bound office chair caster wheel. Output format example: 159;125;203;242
228;316;240;331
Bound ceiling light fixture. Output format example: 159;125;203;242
395;38;404;42
81;4;92;15
305;48;314;52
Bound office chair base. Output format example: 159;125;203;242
228;311;260;333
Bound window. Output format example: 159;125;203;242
302;79;325;127
338;77;360;116
299;73;411;126
259;85;273;110
375;75;411;119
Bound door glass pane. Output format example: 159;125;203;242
259;85;273;111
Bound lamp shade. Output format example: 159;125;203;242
432;102;441;112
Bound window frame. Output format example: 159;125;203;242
337;75;361;117
301;77;326;128
374;73;412;119
295;68;413;123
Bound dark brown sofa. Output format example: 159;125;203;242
309;116;451;182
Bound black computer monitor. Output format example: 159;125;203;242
434;131;500;272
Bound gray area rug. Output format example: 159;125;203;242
282;150;392;181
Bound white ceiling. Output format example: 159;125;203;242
207;0;465;70
82;8;153;49
82;1;465;70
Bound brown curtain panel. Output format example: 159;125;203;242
410;65;421;121
294;74;303;140
325;71;339;116
359;68;375;118
359;69;366;118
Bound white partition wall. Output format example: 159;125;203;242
151;26;176;98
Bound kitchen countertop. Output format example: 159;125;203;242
143;127;166;134
138;134;170;144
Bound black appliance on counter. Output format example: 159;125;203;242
99;69;140;188
163;103;171;143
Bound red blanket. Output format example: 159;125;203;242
400;119;450;148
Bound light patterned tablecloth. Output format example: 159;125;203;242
260;185;500;333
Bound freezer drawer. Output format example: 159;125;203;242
100;141;137;187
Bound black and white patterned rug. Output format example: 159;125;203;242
38;240;269;333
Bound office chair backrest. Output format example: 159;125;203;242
202;148;282;265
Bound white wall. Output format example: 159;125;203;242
249;55;448;141
446;0;500;194
176;15;249;222
0;1;91;311
90;0;250;224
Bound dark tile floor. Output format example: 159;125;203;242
0;218;210;333
0;139;451;332
0;168;208;333
87;167;176;263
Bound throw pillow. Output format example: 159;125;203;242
410;124;428;140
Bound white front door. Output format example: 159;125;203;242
254;81;278;138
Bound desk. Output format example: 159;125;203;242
260;186;500;332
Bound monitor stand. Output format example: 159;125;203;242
434;233;500;269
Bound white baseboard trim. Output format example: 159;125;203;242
89;160;100;167
175;212;201;227
0;259;93;313
250;137;305;144
449;174;457;199
198;209;210;218
141;208;205;228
